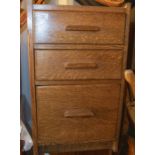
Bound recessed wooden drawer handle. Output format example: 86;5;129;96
64;108;95;118
66;25;100;31
64;62;98;69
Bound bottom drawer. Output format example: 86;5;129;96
36;84;121;144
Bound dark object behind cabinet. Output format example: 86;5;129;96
27;1;131;155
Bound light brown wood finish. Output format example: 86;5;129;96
36;84;120;145
64;62;98;69
64;108;95;118
40;149;112;155
35;49;123;81
35;79;121;86
54;150;112;155
50;150;112;155
27;0;38;155
28;2;131;155
34;44;124;50
65;25;101;31
34;10;125;44
115;3;131;144
39;142;114;154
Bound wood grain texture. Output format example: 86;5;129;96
50;149;112;155
35;49;123;80
36;84;120;145
38;143;113;154
64;108;95;118
34;44;124;50
64;62;98;69
40;149;112;155
27;0;38;155
34;10;125;44
114;3;131;145
65;25;101;31
28;3;131;154
35;79;121;86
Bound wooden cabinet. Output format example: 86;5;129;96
27;1;131;155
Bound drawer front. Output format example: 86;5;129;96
36;84;120;144
34;11;125;44
35;49;123;80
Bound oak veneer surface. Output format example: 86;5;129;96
27;2;131;155
35;49;123;80
36;84;120;144
34;10;125;44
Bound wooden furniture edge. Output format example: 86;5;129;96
38;140;114;153
115;2;131;151
27;0;38;154
33;4;126;13
34;44;125;50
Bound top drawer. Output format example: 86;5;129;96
34;10;126;44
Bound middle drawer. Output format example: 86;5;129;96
35;49;123;81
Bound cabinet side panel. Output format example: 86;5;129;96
114;3;131;152
27;1;38;155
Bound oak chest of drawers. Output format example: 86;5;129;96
27;1;131;155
